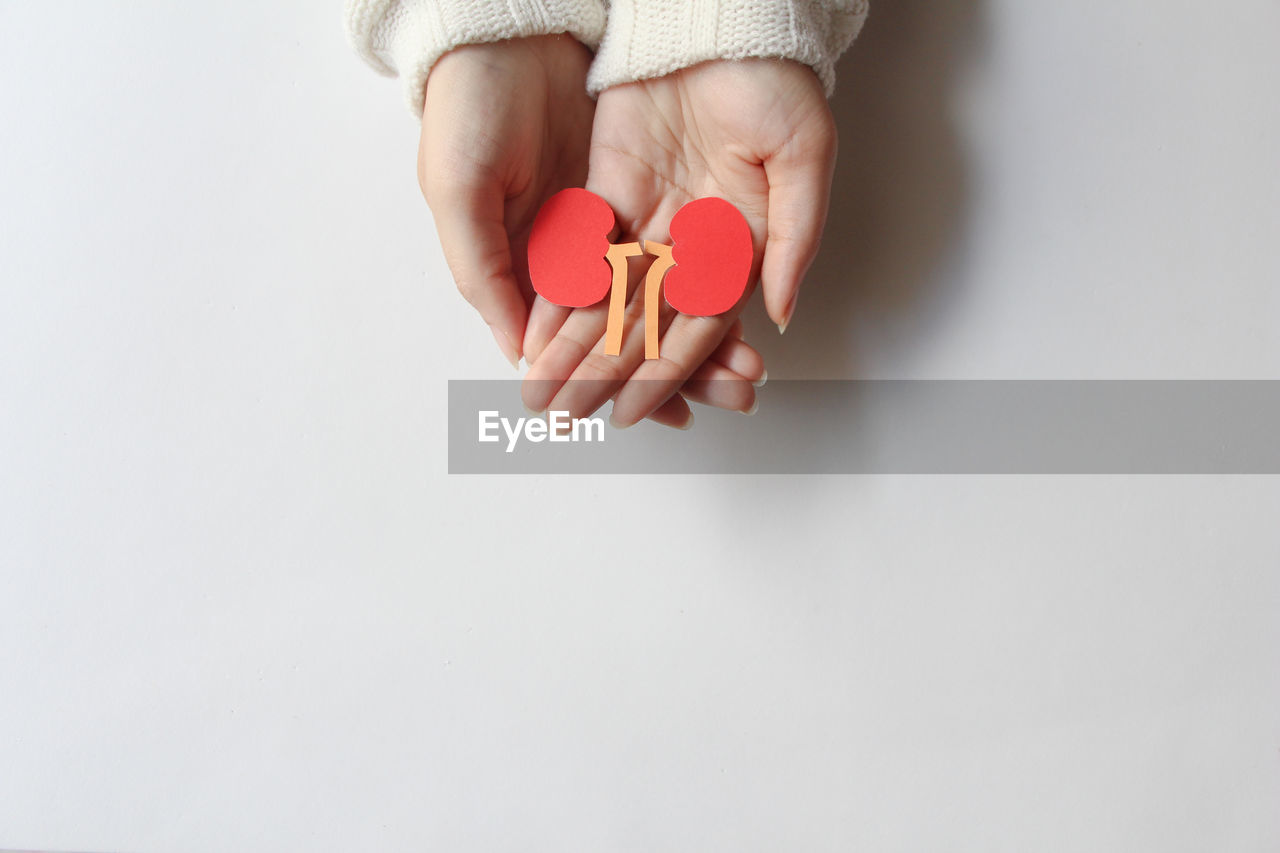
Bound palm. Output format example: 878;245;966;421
496;51;598;301
522;59;835;426
589;71;765;259
592;58;834;306
423;36;596;312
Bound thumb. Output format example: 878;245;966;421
426;178;528;368
759;131;837;334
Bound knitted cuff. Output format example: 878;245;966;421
345;0;607;117
585;0;868;97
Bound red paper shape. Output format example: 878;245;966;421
663;197;753;316
527;188;616;308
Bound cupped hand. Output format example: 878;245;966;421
522;58;837;427
420;38;766;428
419;35;596;368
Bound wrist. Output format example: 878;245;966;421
347;0;606;117
584;0;868;97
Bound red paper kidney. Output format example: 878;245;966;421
527;188;616;308
663;197;753;316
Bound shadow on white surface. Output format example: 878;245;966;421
750;0;984;378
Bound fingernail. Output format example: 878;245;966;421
609;412;632;430
523;401;542;416
489;326;521;370
752;370;768;389
678;411;694;431
742;399;759;416
778;294;797;335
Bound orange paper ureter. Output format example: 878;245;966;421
604;242;641;356
642;242;676;360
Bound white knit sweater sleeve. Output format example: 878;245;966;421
345;0;607;117
585;0;868;97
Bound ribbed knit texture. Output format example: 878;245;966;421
344;0;607;117
586;0;867;97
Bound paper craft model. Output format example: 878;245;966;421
527;188;753;360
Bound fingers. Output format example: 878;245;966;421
421;176;528;368
608;312;739;427
642;393;695;430
520;233;651;413
759;121;837;333
643;364;760;428
520;297;615;415
526;300;764;427
708;335;766;386
521;244;768;416
641;337;763;424
522;295;572;366
544;294;655;421
630;332;762;425
679;361;758;414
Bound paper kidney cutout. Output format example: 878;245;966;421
527;188;616;308
662;197;753;316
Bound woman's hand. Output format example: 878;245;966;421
522;58;837;426
419;35;597;368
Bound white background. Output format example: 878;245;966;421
2;1;1278;850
